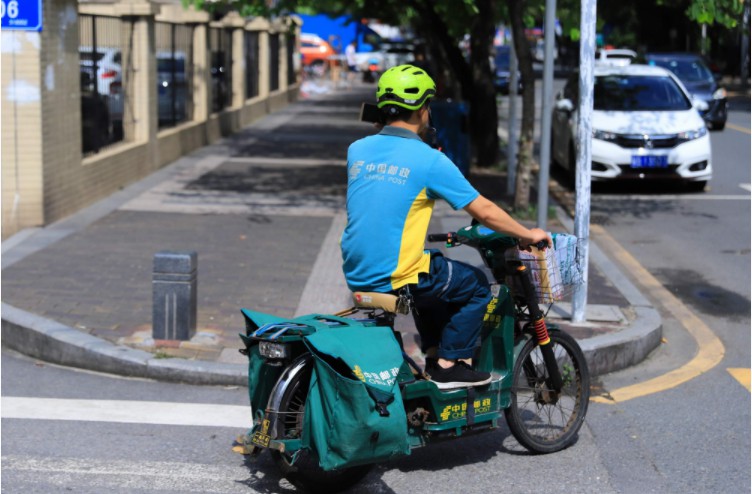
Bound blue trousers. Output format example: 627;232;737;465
410;251;492;360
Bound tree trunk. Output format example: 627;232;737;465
411;1;500;167
508;0;536;211
468;0;500;167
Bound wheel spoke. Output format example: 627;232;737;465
505;332;590;452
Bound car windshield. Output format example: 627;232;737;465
650;59;714;84
594;75;691;111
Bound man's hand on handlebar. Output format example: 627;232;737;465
519;228;552;251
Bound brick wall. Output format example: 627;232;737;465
1;29;45;238
0;1;301;240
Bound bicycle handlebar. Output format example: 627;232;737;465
427;233;451;243
427;232;549;251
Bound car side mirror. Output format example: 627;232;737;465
555;98;574;113
692;97;709;112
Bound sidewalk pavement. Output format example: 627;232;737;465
1;80;661;386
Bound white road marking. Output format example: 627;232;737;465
1;397;252;428
594;194;750;201
1;455;257;493
739;183;751;192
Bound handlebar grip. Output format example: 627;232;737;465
427;233;448;242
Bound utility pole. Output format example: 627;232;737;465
572;0;596;323
536;0;556;229
507;34;519;197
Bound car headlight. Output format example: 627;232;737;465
713;88;727;100
677;127;708;141
592;129;618;142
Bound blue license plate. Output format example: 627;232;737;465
630;155;668;168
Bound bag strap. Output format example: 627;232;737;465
365;385;395;417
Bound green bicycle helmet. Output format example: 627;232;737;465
376;64;436;112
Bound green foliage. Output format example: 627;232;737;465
686;0;744;27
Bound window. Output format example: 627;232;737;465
155;22;194;128
245;31;260;99
79;14;127;154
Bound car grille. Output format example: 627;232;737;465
614;134;681;149
617;164;681;178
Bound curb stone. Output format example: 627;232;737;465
2;303;247;386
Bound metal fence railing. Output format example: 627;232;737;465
78;14;127;154
269;33;280;92
210;27;233;112
155;22;194;128
286;32;296;86
245;31;260;99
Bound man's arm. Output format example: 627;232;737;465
464;195;551;248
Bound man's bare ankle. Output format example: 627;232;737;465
437;358;454;369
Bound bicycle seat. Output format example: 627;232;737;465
352;292;399;314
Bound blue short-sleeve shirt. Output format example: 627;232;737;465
340;126;479;292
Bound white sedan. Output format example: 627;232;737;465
551;64;712;191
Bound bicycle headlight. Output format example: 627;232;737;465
592;129;618;142
712;88;727;100
259;341;290;359
677;127;708;141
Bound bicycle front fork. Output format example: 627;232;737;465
514;264;564;393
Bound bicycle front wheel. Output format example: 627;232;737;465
504;330;590;453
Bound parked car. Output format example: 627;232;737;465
300;33;336;74
595;48;637;67
551;64;712;190
493;46;522;94
80;70;111;153
79;46;121;96
157;51;189;126
645;53;727;130
80;46;122;140
379;40;416;69
533;38;558;63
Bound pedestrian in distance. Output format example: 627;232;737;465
345;41;358;84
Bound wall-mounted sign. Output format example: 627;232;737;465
1;0;43;32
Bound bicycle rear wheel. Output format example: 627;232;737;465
270;357;372;493
504;330;590;453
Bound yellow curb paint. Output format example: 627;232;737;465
726;122;751;135
588;224;725;404
727;368;751;392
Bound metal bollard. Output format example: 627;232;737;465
152;251;197;341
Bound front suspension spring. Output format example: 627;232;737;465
533;318;551;346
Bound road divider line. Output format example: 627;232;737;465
727;368;751;392
726;122;751;134
0;397;252;428
594;194;750;201
589;224;725;404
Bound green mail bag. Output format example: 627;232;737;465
301;322;410;470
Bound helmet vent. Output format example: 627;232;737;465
404;87;419;94
412;70;425;76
